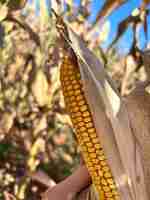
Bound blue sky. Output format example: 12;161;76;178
74;0;150;53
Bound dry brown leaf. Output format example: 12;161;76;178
139;8;148;40
143;0;150;5
7;0;27;11
94;0;127;24
108;15;134;49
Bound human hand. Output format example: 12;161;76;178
42;183;76;200
42;165;90;200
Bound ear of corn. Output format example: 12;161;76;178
60;54;119;200
56;14;149;199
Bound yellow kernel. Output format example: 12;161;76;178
86;142;93;147
88;148;95;153
85;122;93;128
76;73;81;78
103;166;110;172
66;64;72;69
87;161;93;167
68;90;74;96
79;126;87;132
103;186;110;192
97;186;102;191
72;80;77;84
96;150;103;156
107;178;114;185
70;96;76;101
95;176;101;182
85;156;91;163
78;100;85;106
72;107;80;112
80;105;88;112
76;95;83;101
101;161;107;166
92;172;98;177
72;118;77;124
88;166;95;172
92;138;99;144
82;146;88;152
63;76;69;81
71;102;77;107
73;84;80;89
101;178;107;186
74;112;82;117
98;170;103;177
66;85;73;90
77;121;85;127
84;117;91;123
89;133;97;138
76;117;83;122
83;137;90;142
104;172;112;178
95;144;101;149
82;132;89;137
74;90;81;95
64;80;70;86
88;128;95;133
68;70;73;75
89;153;97;158
99;155;105;161
95;165;101;170
83;111;90;117
70;76;75;81
92;158;99;164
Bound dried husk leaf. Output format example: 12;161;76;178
33;116;47;136
0;4;8;22
31;69;50;107
125;83;150;197
0;112;15;134
28;138;45;171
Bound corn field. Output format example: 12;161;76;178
0;0;150;199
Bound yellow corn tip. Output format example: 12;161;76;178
60;55;119;200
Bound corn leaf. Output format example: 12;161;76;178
94;0;128;25
143;0;150;5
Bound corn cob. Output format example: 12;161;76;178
60;53;120;200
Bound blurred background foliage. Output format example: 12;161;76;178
0;0;150;199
